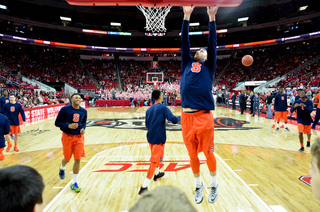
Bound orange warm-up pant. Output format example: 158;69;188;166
275;111;288;123
298;124;311;134
9;125;20;135
147;143;165;179
61;132;85;161
181;110;217;174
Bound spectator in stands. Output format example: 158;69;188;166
239;91;246;114
0;165;44;212
252;93;260;117
232;92;236;110
250;92;254;114
311;89;320;130
266;92;273;119
130;186;196;212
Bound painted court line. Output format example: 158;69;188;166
269;205;288;212
43;146;120;212
44;146;271;212
215;153;272;211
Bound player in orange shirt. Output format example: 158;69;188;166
311;91;320;130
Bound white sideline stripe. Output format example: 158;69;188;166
269;205;288;212
43;146;119;211
215;154;272;211
45;145;271;211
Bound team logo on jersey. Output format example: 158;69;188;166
86;117;260;131
73;114;80;122
191;62;202;73
281;96;284;100
10;106;15;112
5;100;9;103
299;176;311;187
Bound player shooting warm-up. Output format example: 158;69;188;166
181;6;218;204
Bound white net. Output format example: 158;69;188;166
137;6;172;32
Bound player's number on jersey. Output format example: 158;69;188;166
191;62;202;73
73;114;80;122
10;106;15;112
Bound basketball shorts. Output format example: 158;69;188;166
149;143;165;163
9;125;20;135
275;111;288;122
61;132;85;161
298;124;311;134
181;110;214;157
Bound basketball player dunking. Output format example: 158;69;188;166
181;6;218;204
55;93;87;192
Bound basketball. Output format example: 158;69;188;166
242;55;254;67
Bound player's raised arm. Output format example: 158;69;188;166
206;6;218;72
181;6;194;71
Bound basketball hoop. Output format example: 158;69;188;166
137;6;172;32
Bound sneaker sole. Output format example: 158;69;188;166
195;184;205;204
208;193;218;203
70;186;81;192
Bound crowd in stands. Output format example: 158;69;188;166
83;60;117;90
0;88;69;109
0;43;97;90
0;41;319;108
216;43;319;90
98;81;181;106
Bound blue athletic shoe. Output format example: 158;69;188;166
285;127;290;132
276;127;279;131
10;134;14;139
59;168;65;180
70;182;81;192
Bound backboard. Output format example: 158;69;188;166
66;0;243;7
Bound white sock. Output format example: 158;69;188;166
142;178;151;188
210;175;218;187
155;167;160;175
277;123;279;128
60;164;65;170
195;176;202;188
285;123;288;128
72;174;78;183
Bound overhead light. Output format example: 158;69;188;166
299;5;308;11
60;16;72;21
0;4;7;10
190;22;200;27
238;17;249;22
111;22;121;26
217;29;228;33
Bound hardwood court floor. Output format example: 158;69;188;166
1;106;320;211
